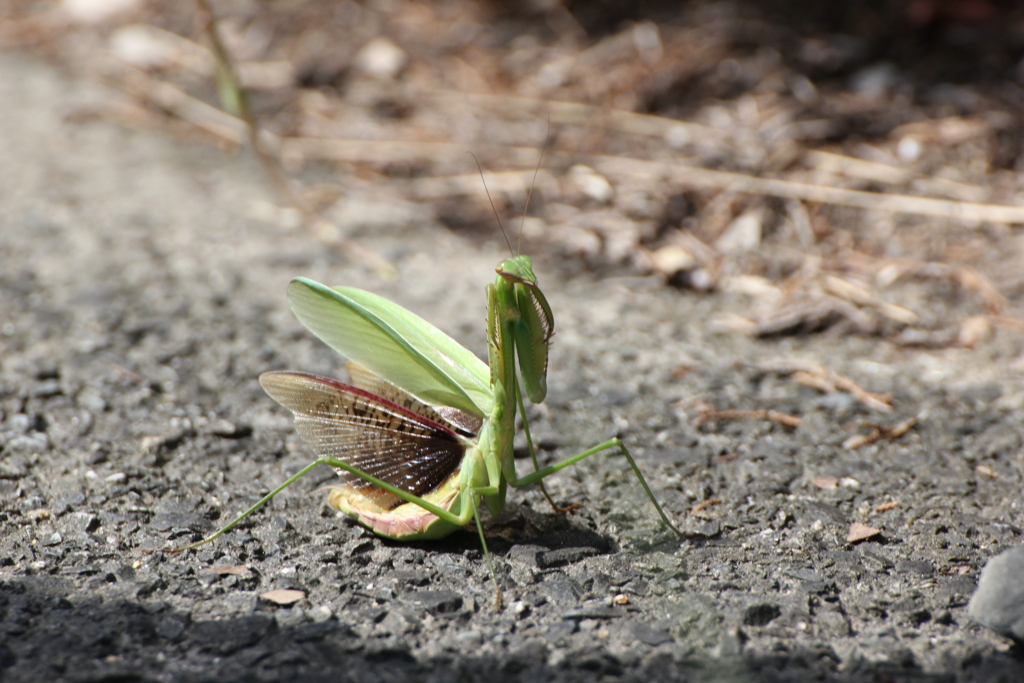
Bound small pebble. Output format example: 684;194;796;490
309;605;333;623
453;629;482;647
569;165;614;204
897;136;922;162
353;37;407;79
968;545;1024;642
26;508;52;522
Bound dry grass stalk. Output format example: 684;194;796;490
196;2;394;275
757;360;893;413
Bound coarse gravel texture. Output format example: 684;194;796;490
2;54;1024;683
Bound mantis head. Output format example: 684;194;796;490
496;255;554;404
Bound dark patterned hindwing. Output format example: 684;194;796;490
345;362;482;437
259;371;466;509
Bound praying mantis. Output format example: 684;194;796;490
171;227;685;609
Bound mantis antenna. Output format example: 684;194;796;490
468;152;515;257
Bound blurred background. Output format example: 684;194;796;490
4;0;1024;343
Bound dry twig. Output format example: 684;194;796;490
689;498;722;517
694;408;802;429
842;415;920;450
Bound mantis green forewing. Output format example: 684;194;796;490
169;258;685;609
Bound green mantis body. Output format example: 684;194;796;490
176;257;684;607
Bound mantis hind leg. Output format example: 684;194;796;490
508;438;686;539
161;456;508;610
162;457;488;552
327;459;505;609
472;502;502;610
514;378;578;514
158;459;328;554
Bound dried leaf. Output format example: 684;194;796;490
975;464;999;479
201;564;251;576
958;315;992;348
715;207;763;255
260;589;305;605
708;312;757;335
649;244;695;277
721;275;782;302
847;522;880;543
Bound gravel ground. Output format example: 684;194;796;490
2;53;1023;683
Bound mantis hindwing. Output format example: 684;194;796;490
171;259;684;608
